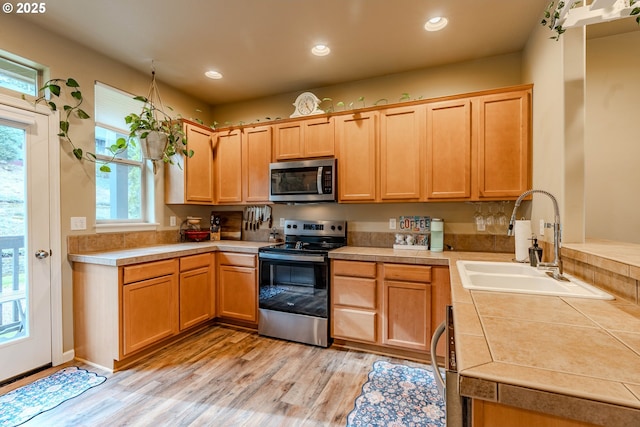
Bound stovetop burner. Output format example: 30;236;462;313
259;219;347;256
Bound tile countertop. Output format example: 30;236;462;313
67;240;274;266
330;246;640;425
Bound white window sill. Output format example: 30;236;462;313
95;222;160;233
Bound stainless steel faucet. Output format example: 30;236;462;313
507;189;564;278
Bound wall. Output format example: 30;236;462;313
585;30;640;244
0;17;214;352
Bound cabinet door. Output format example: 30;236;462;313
215;129;243;203
242;126;272;202
274;122;303;160
380;105;425;201
218;265;257;323
336;112;378;202
382;280;431;352
184;124;215;203
477;90;531;199
179;266;212;330
426;99;472;199
165;121;214;204
304;117;335;158
122;274;178;355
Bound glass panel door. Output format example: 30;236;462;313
0;103;52;382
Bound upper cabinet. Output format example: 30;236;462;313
165;120;216;205
379;105;425;201
214;126;272;205
274;116;335;160
214;129;243;204
426;99;472;200
242;125;272;203
476;89;531;199
336;112;378;202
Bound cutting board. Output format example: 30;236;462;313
211;211;242;240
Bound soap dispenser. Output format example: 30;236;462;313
528;236;543;267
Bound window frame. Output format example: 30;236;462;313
94;82;156;230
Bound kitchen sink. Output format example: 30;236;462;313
457;260;613;300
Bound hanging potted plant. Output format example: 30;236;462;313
123;70;193;173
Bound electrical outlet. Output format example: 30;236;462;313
169;216;176;227
539;219;545;236
280;218;285;227
389;218;396;230
70;216;87;231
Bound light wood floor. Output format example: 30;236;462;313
1;325;428;426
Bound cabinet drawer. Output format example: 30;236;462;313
180;253;212;272
333;276;376;309
383;264;431;283
333;307;377;343
218;253;256;268
123;259;178;284
333;260;376;278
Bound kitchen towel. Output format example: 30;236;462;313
514;220;531;262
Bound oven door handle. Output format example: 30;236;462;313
259;252;327;263
430;321;446;399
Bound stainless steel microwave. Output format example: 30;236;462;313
269;158;336;203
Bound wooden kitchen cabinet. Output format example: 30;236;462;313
242;125;272;203
382;264;431;352
336;111;378;202
122;259;179;356
331;259;450;359
214;126;272;204
379;105;426;201
165;120;215;204
274;116;334;160
179;253;214;330
472;399;599;427
214;129;243;204
217;252;258;324
476;89;531;199
331;260;378;344
426;99;472;199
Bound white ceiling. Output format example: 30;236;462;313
18;0;568;105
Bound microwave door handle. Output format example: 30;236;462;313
317;166;323;194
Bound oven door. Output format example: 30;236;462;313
258;252;329;318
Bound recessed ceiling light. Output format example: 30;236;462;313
424;16;448;32
205;70;223;79
311;44;331;56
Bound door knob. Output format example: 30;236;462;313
35;250;50;259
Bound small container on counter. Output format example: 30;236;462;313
430;218;444;252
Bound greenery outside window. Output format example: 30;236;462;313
95;82;153;226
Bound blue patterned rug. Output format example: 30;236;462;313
347;360;446;427
0;366;106;427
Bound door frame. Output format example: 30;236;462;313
0;92;65;366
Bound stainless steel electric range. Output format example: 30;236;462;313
257;219;347;347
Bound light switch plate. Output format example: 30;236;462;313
280;218;285;227
70;216;87;230
169;216;177;227
539;219;545;236
389;218;396;230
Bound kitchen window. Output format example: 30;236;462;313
94;82;154;228
0;55;38;97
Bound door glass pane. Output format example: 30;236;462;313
0;123;27;343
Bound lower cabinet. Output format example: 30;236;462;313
122;259;179;356
217;252;258;324
382;264;431;352
472;399;599;427
179;253;215;330
331;259;450;357
73;254;217;370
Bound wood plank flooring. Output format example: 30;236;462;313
1;325;429;426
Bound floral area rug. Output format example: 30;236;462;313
0;366;106;427
347;360;446;427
